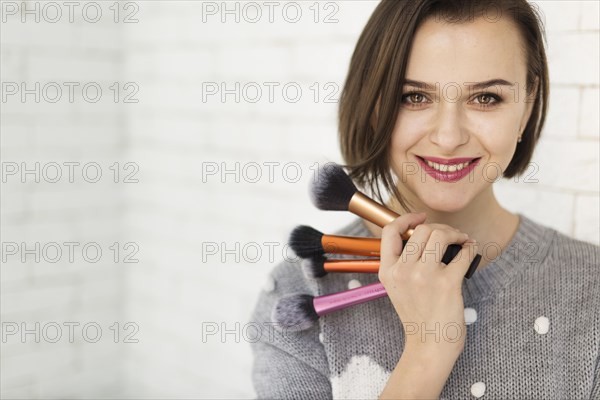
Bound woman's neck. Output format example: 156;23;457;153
362;188;521;270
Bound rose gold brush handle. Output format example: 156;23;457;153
348;192;414;239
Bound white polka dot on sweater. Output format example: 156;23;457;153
262;276;275;293
534;316;550;334
348;279;362;289
470;382;486;397
464;307;478;325
331;355;391;399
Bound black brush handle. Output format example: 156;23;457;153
401;240;480;279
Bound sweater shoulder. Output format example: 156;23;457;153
248;256;330;375
531;220;600;291
545;225;600;268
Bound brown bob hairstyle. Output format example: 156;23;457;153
338;0;549;212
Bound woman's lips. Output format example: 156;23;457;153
418;156;480;165
416;156;481;183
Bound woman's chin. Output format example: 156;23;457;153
420;194;471;214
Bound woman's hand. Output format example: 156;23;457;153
378;212;479;356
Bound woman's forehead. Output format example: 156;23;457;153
405;16;528;85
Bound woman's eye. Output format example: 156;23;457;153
401;92;429;106
409;93;424;103
472;93;501;107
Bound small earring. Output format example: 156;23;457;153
517;135;522;143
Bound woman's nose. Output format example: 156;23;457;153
430;104;469;151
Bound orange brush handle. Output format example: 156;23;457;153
324;259;380;273
321;235;380;256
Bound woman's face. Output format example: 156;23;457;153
390;15;535;213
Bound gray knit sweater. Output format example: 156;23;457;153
249;213;600;399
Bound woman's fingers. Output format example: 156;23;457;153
380;213;476;282
419;229;470;270
395;224;464;264
379;212;427;279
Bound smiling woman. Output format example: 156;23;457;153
249;0;599;399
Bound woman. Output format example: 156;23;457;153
250;0;600;398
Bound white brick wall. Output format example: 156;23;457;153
1;1;598;398
1;0;127;397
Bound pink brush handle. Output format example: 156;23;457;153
313;282;387;316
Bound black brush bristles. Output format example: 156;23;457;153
310;163;357;211
289;225;325;259
272;294;318;331
300;256;327;279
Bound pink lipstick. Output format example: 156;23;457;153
416;155;481;183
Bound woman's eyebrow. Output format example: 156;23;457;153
402;80;436;90
466;79;515;90
403;79;515;90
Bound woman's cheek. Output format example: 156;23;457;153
391;112;430;151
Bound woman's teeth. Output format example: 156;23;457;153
424;159;473;172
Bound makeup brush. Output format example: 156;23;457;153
301;256;381;278
310;163;413;235
289;225;383;258
273;282;388;330
291;226;468;277
310;163;481;279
